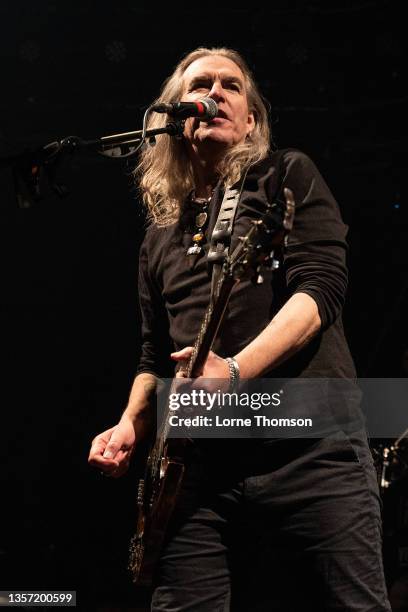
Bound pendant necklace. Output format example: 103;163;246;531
186;193;211;257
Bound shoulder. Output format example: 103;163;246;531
244;148;321;204
139;219;181;278
271;148;320;176
248;148;320;185
141;219;179;249
270;149;333;202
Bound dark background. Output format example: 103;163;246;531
0;1;407;609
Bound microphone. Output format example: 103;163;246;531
151;97;218;121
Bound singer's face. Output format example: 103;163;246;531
181;55;255;150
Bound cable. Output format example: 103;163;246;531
97;105;154;160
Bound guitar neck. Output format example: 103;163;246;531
187;275;239;378
158;275;238;447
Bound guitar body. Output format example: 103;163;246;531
128;438;186;586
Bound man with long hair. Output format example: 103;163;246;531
89;48;391;611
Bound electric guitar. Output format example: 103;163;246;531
128;187;295;585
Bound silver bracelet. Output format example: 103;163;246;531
225;357;240;392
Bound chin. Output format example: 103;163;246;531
197;129;237;148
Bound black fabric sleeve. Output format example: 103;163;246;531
136;229;173;378
280;150;349;330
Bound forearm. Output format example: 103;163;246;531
122;372;157;429
234;292;321;378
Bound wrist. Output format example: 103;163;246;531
225;356;240;392
122;401;151;425
121;406;153;441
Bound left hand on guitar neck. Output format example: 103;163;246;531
171;347;230;392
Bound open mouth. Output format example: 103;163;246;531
216;109;228;120
206;117;228;124
204;110;229;124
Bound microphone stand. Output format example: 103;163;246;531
0;120;185;208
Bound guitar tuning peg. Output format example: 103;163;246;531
271;258;280;270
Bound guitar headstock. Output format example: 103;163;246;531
227;187;295;284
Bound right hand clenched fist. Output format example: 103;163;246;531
88;416;136;478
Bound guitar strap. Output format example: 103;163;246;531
207;166;250;305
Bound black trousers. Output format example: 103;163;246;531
151;431;392;611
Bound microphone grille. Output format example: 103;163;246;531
202;97;218;119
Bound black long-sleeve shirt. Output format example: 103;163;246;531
136;149;356;380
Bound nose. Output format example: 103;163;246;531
208;79;225;102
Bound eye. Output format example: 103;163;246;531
224;81;241;92
189;80;210;92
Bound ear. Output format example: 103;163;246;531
246;111;255;135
